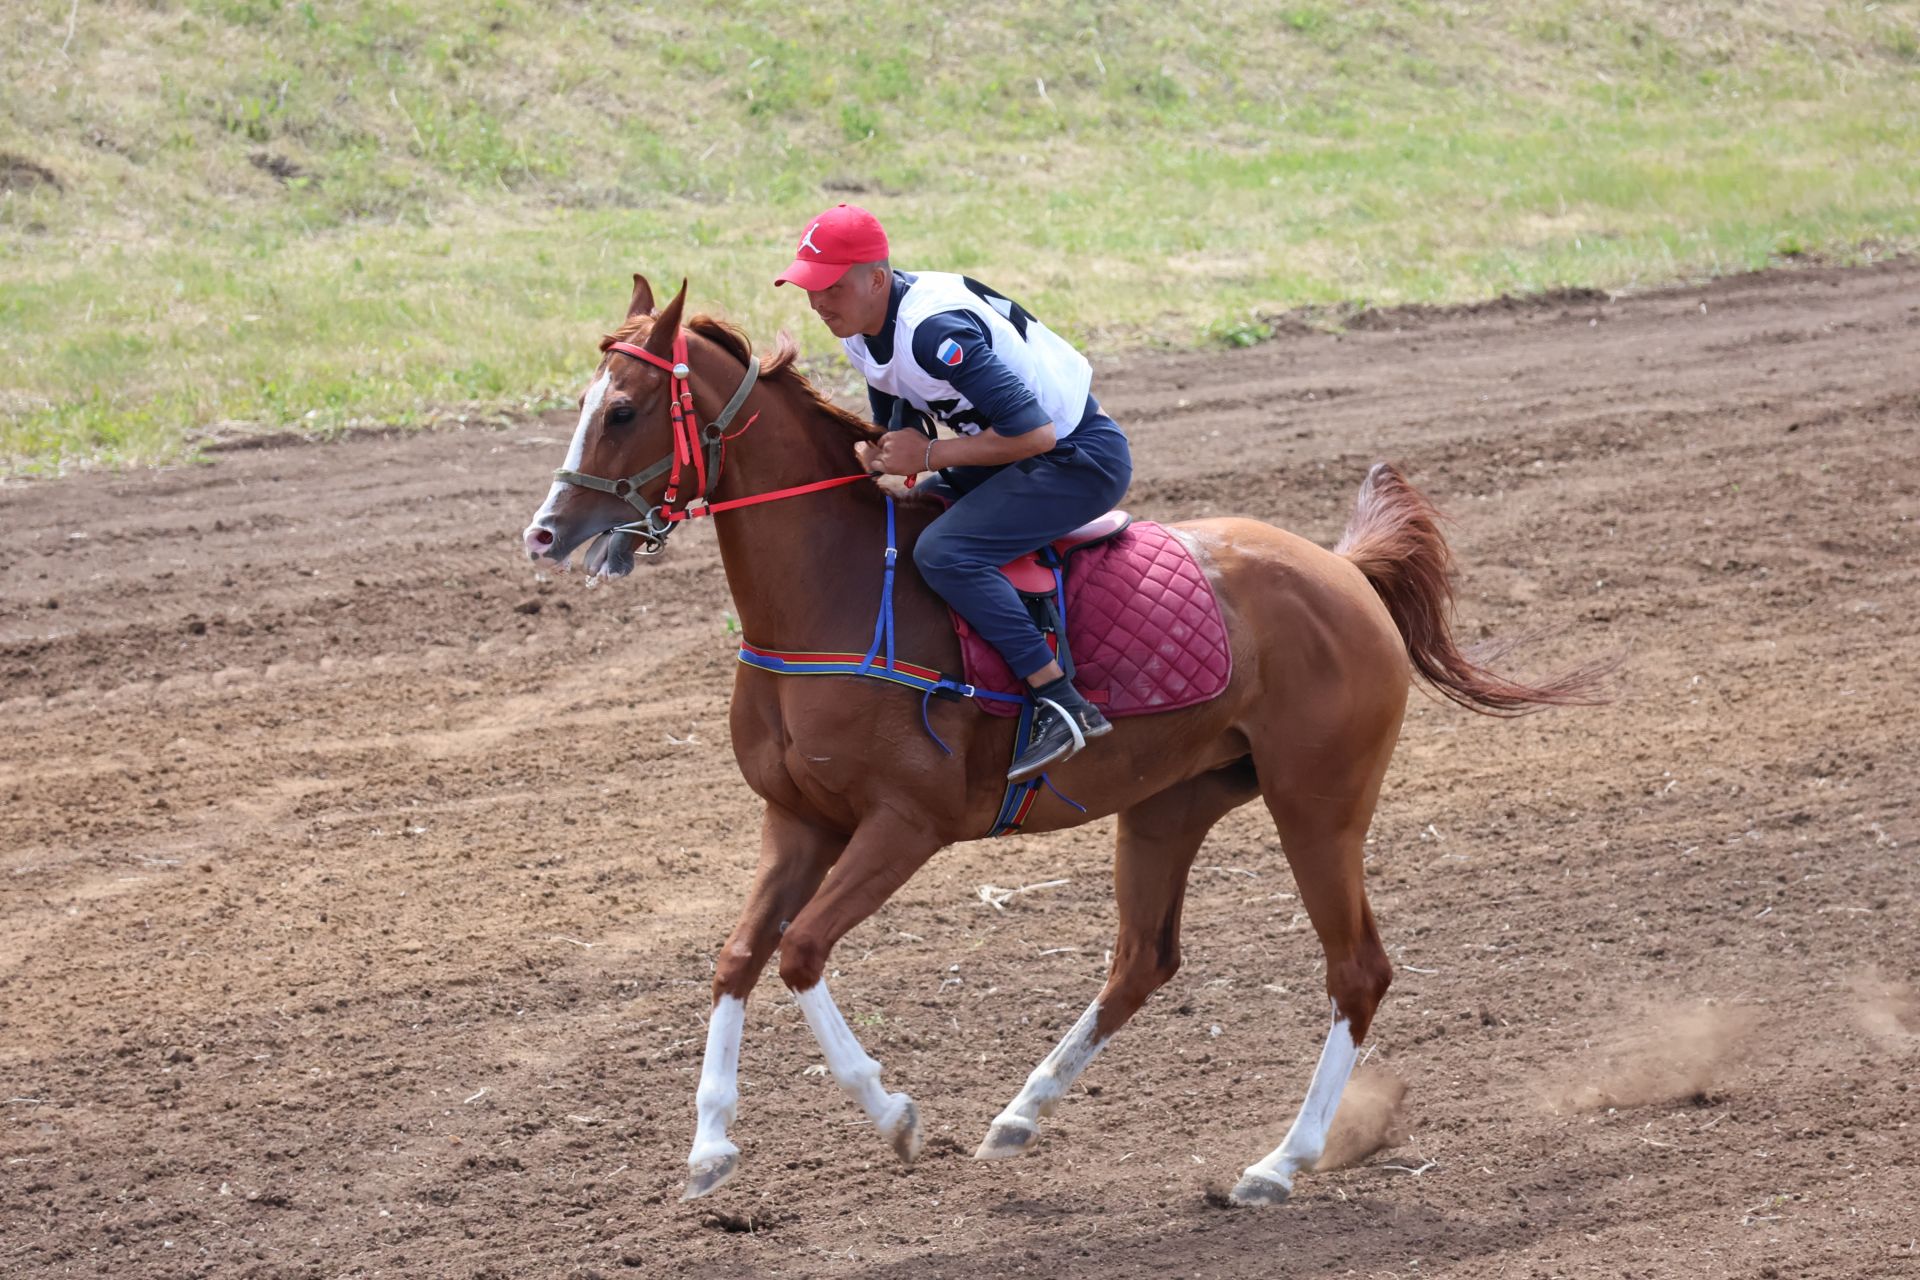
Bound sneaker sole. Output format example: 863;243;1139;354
1006;739;1075;784
1006;719;1113;784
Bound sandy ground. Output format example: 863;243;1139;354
2;261;1917;1280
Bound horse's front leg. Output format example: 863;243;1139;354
777;807;944;1165
684;804;844;1201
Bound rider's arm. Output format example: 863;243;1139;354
867;386;898;427
926;421;1055;468
909;313;1056;466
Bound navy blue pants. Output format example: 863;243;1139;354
914;399;1133;680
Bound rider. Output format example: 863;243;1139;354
775;203;1133;782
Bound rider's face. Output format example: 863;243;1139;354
805;264;889;339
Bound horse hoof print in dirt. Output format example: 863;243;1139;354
521;276;1609;1205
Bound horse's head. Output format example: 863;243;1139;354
522;274;696;580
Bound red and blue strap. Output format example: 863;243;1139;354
736;494;1084;838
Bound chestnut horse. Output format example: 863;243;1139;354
521;277;1604;1206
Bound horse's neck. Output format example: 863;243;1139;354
706;381;935;654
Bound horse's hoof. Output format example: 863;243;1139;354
973;1116;1040;1160
681;1153;739;1202
1227;1171;1292;1207
888;1096;924;1165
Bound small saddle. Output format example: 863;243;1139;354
998;510;1132;594
952;517;1234;720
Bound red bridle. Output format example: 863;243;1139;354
603;333;750;514
552;331;875;560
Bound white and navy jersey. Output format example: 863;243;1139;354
845;272;1094;440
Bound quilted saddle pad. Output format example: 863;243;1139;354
953;520;1233;718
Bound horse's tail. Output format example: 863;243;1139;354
1335;462;1612;715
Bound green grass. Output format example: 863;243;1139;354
3;0;1917;471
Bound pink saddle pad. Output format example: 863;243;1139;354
953;521;1233;718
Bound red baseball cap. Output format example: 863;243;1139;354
773;204;890;289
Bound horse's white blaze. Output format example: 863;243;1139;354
792;981;912;1137
1237;1001;1361;1194
532;370;612;525
687;994;745;1170
988;999;1108;1136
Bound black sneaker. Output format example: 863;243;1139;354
1007;694;1112;783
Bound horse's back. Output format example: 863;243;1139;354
1170;515;1410;734
1171;515;1395;632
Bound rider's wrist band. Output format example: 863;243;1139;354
923;437;936;474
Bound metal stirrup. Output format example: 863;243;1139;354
1032;696;1088;754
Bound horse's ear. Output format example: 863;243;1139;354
627;273;655;318
645;279;688;357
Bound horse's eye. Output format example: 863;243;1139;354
608;404;635;425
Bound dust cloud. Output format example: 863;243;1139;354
1849;970;1919;1045
1316;1066;1411;1170
1539;1004;1757;1113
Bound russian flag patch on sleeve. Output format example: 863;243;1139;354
936;337;965;367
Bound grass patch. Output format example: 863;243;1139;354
2;0;1917;471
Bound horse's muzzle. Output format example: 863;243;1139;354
522;519;595;569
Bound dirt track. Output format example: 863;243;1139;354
3;262;1917;1280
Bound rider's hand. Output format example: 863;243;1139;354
858;432;927;477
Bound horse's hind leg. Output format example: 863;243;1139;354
1229;736;1396;1207
683;804;844;1201
976;761;1259;1159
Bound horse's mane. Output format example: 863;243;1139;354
604;313;878;439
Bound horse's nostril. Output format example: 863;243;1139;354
524;526;558;559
